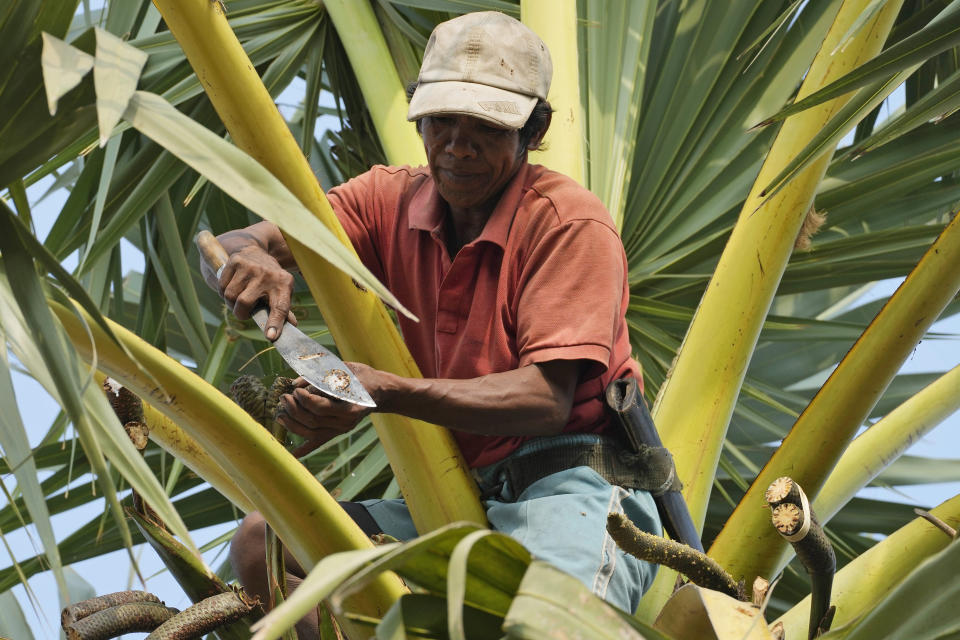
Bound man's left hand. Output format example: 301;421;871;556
278;362;381;455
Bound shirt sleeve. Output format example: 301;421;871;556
326;168;387;283
514;219;628;378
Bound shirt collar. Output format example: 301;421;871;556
408;162;531;250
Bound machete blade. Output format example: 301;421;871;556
251;308;376;408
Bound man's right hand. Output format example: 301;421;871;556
200;223;298;341
219;245;297;340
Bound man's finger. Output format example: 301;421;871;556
265;308;284;340
279;406;350;440
291;387;344;416
277;406;320;438
266;290;292;340
282;392;337;424
231;289;263;321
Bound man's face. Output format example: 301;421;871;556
421;115;526;214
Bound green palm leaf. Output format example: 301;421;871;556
756;2;960;126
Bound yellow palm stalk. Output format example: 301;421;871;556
638;0;903;618
153;0;485;531
776;493;960;637
763;363;960;577
710;210;960;583
814;363;960;521
143;396;257;514
654;0;902;531
53;299;406;633
521;0;585;184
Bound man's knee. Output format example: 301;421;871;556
230;511;267;582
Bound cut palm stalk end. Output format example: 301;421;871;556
766;477;836;639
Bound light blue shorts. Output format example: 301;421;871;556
360;434;661;613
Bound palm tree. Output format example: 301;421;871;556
1;0;959;638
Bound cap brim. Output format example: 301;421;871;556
407;81;537;129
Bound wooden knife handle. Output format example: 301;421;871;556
195;230;229;272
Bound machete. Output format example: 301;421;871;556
196;230;376;407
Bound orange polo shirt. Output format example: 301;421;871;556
328;162;642;468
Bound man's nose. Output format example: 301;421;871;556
445;122;477;158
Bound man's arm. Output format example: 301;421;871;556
278;360;583;451
200;221;298;340
205;222;583;448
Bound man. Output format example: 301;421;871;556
209;11;661;631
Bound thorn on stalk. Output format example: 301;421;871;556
748;118;776;132
914;508;958;539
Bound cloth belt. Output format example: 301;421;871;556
494;438;682;501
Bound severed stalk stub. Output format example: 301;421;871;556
770;621;785;640
772;503;807;539
765;476;835;640
765;475;802;506
752;576;770;608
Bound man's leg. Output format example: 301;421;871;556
231;512;319;639
485;465;661;613
230;503;386;640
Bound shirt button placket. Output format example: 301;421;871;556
437;264;463;335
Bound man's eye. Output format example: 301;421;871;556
482;125;508;134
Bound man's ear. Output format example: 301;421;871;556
527;111;552;150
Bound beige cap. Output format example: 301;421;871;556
407;12;552;130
